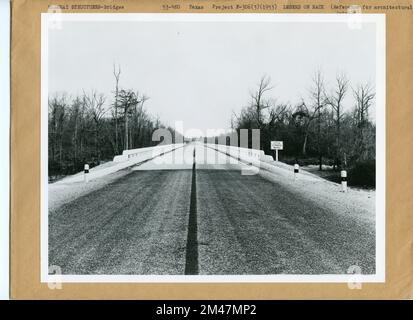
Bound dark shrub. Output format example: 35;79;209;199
348;160;376;188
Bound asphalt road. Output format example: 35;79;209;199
197;169;375;274
49;170;192;274
49;143;375;275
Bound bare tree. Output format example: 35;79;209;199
48;94;68;168
352;83;375;160
325;73;349;169
69;97;83;168
118;89;141;150
232;76;292;150
129;93;150;148
292;100;313;156
83;90;107;161
250;75;273;129
353;83;374;127
268;103;289;126
310;70;326;170
292;72;326;160
113;64;121;154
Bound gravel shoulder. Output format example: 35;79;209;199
258;169;375;225
48;169;133;212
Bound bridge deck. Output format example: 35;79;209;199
48;143;375;275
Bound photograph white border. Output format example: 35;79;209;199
41;13;386;283
0;0;10;299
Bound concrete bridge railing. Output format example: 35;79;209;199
204;143;274;164
113;144;184;163
55;143;185;184
204;143;321;182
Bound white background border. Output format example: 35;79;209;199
41;13;386;283
0;0;10;300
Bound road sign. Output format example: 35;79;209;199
270;141;283;162
271;141;283;150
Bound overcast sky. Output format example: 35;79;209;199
48;19;377;135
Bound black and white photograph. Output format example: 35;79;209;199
41;13;385;282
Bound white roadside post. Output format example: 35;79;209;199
84;164;89;183
294;163;299;180
341;170;347;192
270;141;283;162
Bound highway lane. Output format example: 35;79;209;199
49;143;375;275
192;143;375;274
49;169;192;274
196;169;375;274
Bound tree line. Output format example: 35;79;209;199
48;65;182;180
209;71;376;187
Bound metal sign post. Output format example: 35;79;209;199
270;141;283;161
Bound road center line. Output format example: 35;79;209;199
184;147;199;275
